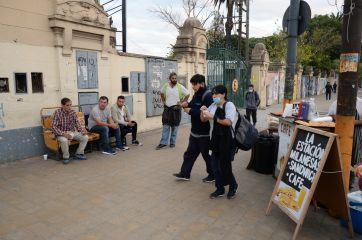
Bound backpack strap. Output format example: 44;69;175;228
201;90;211;103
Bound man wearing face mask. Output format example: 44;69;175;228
245;84;260;126
156;72;190;150
173;74;214;182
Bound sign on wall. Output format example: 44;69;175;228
145;58;177;117
130;72;146;93
76;50;98;89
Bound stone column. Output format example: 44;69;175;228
249;43;270;109
173;17;207;91
269;60;286;104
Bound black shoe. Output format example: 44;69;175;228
169;143;175;148
209;189;225;199
202;175;215;183
156;144;167;150
173;173;190;181
132;140;143;146
63;159;70;164
227;184;238;199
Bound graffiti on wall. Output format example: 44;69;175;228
146;58;177;117
0;103;5;128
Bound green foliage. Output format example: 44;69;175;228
249;13;344;73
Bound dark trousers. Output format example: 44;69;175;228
90;125;122;151
211;150;237;191
180;135;213;178
326;92;331;100
246;108;257;125
119;121;138;145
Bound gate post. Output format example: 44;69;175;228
174;17;207;90
250;43;270;109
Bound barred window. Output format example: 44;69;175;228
31;72;44;93
15;73;27;94
0;78;9;93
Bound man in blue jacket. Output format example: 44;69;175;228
173;74;214;182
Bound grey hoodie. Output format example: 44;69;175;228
245;91;260;109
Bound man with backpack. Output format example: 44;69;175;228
245;84;260;126
173;74;214;182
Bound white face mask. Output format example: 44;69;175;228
248;88;253;92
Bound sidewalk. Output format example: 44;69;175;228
0;92;361;240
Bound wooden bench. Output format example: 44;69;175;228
41;107;100;159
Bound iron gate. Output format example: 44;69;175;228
207;46;247;108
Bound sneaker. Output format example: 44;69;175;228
209;189;225;199
169;143;175;148
116;146;130;151
156;144;167;150
132;140;143;146
227;184;238;199
102;150;117;155
63;159;70;165
202;175;215;183
74;154;87;160
173;173;190;181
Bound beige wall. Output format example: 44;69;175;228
0;42;60;130
0;0;55;47
0;1;202;134
0;41;165;132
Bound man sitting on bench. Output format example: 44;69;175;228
51;97;88;164
111;95;143;146
88;96;128;155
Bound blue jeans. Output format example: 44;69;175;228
160;124;178;145
90;125;122;151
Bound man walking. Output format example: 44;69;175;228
173;74;214;182
325;82;333;100
51;97;88;164
156;72;189;150
111;95;143;146
245;84;260;126
88;96;127;155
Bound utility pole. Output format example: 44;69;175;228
283;0;300;107
122;0;126;52
335;0;362;192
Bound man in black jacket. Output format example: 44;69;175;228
173;74;214;182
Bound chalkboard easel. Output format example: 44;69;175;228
266;125;353;239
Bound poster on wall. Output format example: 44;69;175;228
76;50;98;89
145;58;177;117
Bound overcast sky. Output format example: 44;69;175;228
101;0;340;57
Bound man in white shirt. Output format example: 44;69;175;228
156;72;190;150
111;95;142;147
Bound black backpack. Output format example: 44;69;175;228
231;109;259;151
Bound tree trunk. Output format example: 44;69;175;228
225;0;234;48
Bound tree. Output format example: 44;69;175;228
149;0;215;30
206;11;225;47
249;14;344;74
213;0;236;47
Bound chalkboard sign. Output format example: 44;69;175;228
276;128;329;220
267;125;353;240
